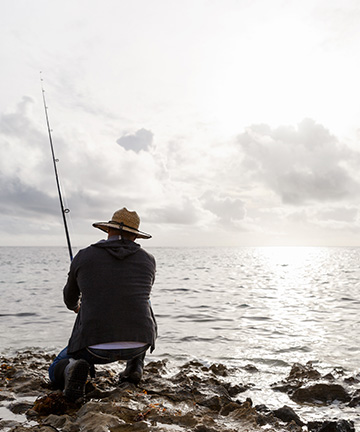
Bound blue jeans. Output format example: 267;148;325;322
49;345;149;383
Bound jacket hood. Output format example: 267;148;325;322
91;238;141;260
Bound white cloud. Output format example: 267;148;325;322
237;119;360;205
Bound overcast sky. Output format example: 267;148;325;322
1;0;360;248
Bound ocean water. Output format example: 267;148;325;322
0;246;359;426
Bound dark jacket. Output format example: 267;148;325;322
63;238;157;354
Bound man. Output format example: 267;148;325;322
48;208;157;402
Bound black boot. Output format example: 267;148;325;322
63;358;89;402
119;353;145;385
52;358;70;390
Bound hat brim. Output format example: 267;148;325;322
92;222;151;239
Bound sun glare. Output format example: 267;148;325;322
259;246;313;267
256;246;328;291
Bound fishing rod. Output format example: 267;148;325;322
40;73;73;261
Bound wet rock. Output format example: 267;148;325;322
323;373;336;381
0;351;358;432
291;383;351;404
227;399;252;418
222;382;248;397
273;405;304;426
42;413;75;429
272;362;323;393
141;359;168;376
8;401;34;414
219;400;241;416
193;424;222;432
344;376;360;385
199;395;223;411
0;390;15;401
348;389;360;407
288;362;322;381
243;364;259;372
76;410;124;432
209;363;228;376
307;419;355;432
255;404;271;415
0;420;22;430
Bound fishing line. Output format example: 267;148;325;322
40;72;73;261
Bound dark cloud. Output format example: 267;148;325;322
0;176;59;216
275;168;355;204
116;128;153;153
201;191;245;223
238;118;360;204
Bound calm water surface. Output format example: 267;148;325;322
0;246;359;426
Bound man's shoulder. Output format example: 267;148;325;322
72;244;101;261
137;247;156;265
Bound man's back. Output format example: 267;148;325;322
64;238;157;354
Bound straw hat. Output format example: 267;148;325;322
93;208;151;239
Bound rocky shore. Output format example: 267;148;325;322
0;351;358;432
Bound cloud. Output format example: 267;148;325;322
315;207;358;223
201;191;246;224
116;128;154;153
147;197;200;225
0;97;54;193
0;98;163;240
237;118;360;204
1;96;360;247
0;96;35;136
0;176;58;216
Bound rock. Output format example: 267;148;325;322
42;413;74;429
0;351;359;432
344;376;360;385
222;382;249;397
8;401;34;414
272;362;322;394
244;364;259;372
194;424;219;432
255;404;271;415
209;363;229;376
76;410;124;432
0;419;22;430
0;390;15;401
307;419;355;432
288;362;322;381
271;362;321;394
291;383;351;404
273;405;304;426
348;389;360;407
219;401;241;416
201;395;223;411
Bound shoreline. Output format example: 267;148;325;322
0;351;358;432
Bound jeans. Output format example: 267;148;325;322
48;345;149;384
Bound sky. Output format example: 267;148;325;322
1;0;360;248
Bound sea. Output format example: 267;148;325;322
0;246;359;428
